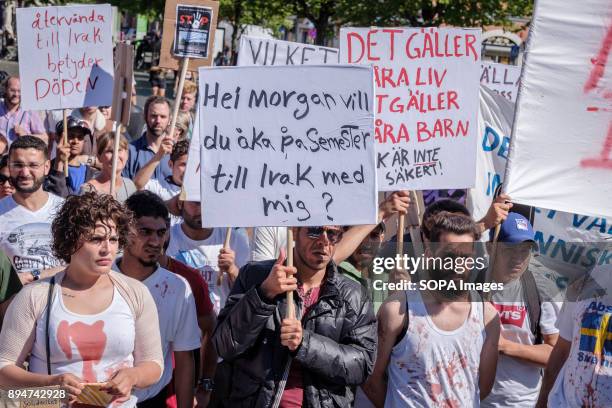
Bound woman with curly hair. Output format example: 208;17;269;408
0;192;163;407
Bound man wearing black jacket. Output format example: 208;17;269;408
211;225;376;408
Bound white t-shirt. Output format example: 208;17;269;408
166;224;250;314
0;193;64;273
251;226;286;261
132;266;200;402
482;263;561;407
30;280;137;407
144;177;182;225
548;295;612;407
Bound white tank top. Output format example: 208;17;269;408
30;281;137;407
384;290;485;408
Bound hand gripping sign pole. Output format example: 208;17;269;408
110;43;134;195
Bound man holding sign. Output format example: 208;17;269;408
212;225;376;407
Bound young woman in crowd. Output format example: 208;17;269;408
0;154;14;198
0;193;163;406
80;133;137;202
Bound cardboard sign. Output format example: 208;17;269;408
197;65;378;227
173;4;213;58
111;42;133;126
480;62;521;102
238;35;340;66
16;4;114;110
159;0;219;71
340;27;482;191
504;0;612;218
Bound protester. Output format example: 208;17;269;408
117;191;200;408
362;212;500;407
166;200;250;314
0;251;21;328
536;263;612;408
69;106;106;156
0;77;47;144
251;191;411;262
158;249;217;408
482;213;561;407
178;80;197;139
174;111;191;141
0;193;164;406
211;225;377;407
46;117;96;197
0;136;63;283
123;96;172;180
338;222;386;311
0;154;14;198
80;133;136;202
134;137;186;199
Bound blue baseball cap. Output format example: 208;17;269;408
494;212;536;244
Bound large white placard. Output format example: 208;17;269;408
480;62;521;103
197;65;377;227
238;35;340;66
340;27;481;191
504;0;612;218
16;4;114;110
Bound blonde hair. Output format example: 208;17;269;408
175;111;192;135
183;80;198;95
97;132;129;157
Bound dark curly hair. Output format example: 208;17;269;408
51;192;134;263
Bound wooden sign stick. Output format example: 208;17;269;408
62;109;68;177
286;227;295;319
168;57;190;140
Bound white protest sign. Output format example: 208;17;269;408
198;65;377;227
340;27;481;191
238;35;340;66
480;62;521;102
468;86;516;221
504;0;612;218
16;4;114;110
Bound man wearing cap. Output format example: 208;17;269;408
482;212;562;408
46;117;96;197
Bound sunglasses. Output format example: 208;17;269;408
0;174;10;184
305;227;343;244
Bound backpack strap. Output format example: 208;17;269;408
46;276;56;375
520;269;542;344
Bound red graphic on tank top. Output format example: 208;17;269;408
493;303;527;327
57;320;107;382
426;352;469;407
582;20;612;169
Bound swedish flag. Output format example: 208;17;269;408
579;312;612;358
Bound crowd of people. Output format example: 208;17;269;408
0;63;609;408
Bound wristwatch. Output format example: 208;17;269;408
31;269;41;281
197;378;214;392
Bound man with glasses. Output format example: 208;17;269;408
0;136;63;284
211;225;376;408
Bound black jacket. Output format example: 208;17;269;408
211;260;376;408
45;158;95;197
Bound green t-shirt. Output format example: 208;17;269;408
0;251;22;304
338;260;385;313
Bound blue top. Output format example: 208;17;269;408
122;134;172;181
67;164;87;193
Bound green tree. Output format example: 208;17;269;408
288;0;533;45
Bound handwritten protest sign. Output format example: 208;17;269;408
159;0;219;71
16;4;114;110
238;35;340;66
504;0;612;218
197;65;377;227
480;62;521;102
340;27;481;191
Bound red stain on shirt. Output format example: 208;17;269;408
57;320;107;382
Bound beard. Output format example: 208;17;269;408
428;266;467;300
138;257;158;268
146;123;166;137
10;174;44;193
